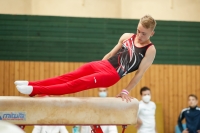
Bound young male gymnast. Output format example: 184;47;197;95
15;15;157;102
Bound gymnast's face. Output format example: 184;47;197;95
188;96;198;108
136;23;154;44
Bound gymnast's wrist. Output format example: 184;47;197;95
120;89;129;95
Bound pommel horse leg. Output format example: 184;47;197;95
91;125;103;133
91;125;127;133
17;125;25;130
122;125;127;133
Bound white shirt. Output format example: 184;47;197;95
80;126;118;133
137;101;156;133
32;126;69;133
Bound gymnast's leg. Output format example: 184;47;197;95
15;62;96;86
16;60;120;96
27;71;120;96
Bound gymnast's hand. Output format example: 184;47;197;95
116;92;133;103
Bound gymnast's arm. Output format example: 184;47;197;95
102;33;133;60
124;45;156;92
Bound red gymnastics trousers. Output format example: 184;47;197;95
28;60;120;96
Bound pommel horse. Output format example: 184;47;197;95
0;96;139;133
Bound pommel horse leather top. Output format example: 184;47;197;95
0;96;139;126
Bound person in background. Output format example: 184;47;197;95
32;126;68;133
177;94;200;133
80;87;118;133
136;86;157;133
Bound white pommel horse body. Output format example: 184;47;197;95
0;96;139;133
